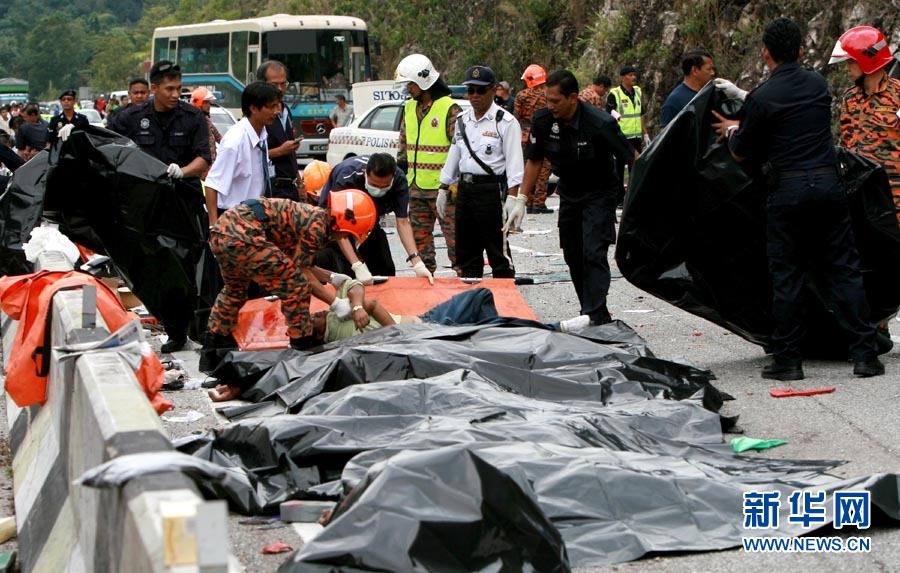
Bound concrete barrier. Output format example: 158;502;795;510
2;251;236;572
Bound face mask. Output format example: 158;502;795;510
365;174;392;198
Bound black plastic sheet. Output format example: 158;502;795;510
0;126;212;331
616;82;900;355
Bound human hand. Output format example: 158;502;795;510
713;78;748;102
501;194;527;233
58;124;75;142
166;163;184;179
642;133;651;148
330;272;352;288
351;261;373;285
412;260;434;285
352;305;370;331
329;297;352;320
436;188;448;219
710;110;739;142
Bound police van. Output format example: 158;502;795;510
326;80;471;166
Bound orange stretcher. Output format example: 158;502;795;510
232;277;537;350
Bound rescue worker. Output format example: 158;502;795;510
607;65;651;205
829;26;900;220
439;65;523;279
190;87;222;164
48;89;90;145
316;153;433;283
711;17;884;380
660;49;716;128
258;60;303;202
201;190;377;382
520;70;637;326
111;59;211;352
579;75;612;108
395;54;461;276
514;64;553;214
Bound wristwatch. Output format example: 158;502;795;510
726;125;739;139
406;252;419;262
352;305;364;313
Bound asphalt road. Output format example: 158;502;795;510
156;193;900;572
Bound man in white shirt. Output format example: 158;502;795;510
439;65;524;279
329;94;354;128
205;82;282;226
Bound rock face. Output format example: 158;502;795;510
573;0;899;131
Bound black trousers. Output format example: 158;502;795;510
455;180;515;278
315;224;396;276
558;189;616;322
767;171;877;363
615;137;643;205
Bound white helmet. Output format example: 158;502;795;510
394;54;439;90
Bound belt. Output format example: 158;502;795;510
460;173;504;184
271;177;297;188
779;166;837;179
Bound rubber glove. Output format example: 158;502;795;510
642;133;651;148
502;194;527;233
329;272;352;288
351;260;373;285
166;163;184;179
412;260;434;285
714;78;748;102
436;188;448;219
329;297;352;320
58;124;75;142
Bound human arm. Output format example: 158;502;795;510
396;112;408;172
710;110;746;163
345;283;370;331
204;185;219;226
186;112;212;176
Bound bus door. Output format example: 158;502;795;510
248;47;259;82
349;47;366;85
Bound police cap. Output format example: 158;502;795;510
463;65;496;86
59;89;77;100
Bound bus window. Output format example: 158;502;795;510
154;37;168;61
263;30;318;89
178;33;229;73
231;31;248;83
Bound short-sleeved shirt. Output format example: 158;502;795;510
17;120;49;151
729;62;836;172
514;86;547;138
204;118;269;209
111;101;211;167
329;104;354;127
440;102;524;189
212;198;331;267
48;111;90;144
526;101;635;194
659;82;698;128
578;87;604;108
324;278;400;342
839;75;900;194
318;154;410;218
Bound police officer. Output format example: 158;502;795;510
711;17;884;380
317;153;433;283
519;70;637;325
48;89;90;144
439;65;523;279
111;59;211;352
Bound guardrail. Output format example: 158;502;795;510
2;251;235;572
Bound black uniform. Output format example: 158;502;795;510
17;120;50;152
729;61;878;365
48;111;90;144
267;106;301;201
109;100;211;345
316;155;410;275
527;102;634;323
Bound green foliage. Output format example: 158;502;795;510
21;13;93;95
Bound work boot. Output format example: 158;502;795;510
761;361;804;381
589;306;613;326
526;206;535;214
530;205;554;214
853;357;885;378
160;334;188;353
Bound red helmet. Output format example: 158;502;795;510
829;26;895;74
329;189;377;244
521;64;547;88
190;87;216;108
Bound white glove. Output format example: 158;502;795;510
166;163;184;179
714;78;748;102
642;134;651;148
329;297;352;320
436;188;449;220
412;260;434;285
351;260;373;285
329;272;351;288
57;124;75;142
501;194;527;233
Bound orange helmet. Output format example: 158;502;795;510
190;87;215;108
521;64;547;88
329;189;377;244
829;26;895;74
303;160;332;201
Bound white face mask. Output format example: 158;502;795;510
364;174;393;198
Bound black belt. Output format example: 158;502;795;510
780;166;837;179
271;177;297;188
460;173;504;184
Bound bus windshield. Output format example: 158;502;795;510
263;29;368;103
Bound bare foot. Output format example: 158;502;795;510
208;384;241;402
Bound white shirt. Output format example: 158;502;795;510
329;104;354;127
440;101;524;189
204;118;269;210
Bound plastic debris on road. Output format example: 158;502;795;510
731;436;789;453
770;387;836;398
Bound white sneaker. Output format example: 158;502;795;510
558;315;591;333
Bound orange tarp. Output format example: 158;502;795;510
232;277;536;351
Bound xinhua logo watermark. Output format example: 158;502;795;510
742;490;871;553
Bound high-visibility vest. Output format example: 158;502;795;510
404;95;454;189
609;85;643;138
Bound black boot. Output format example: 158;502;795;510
761;360;804;381
853;357;884;378
199;331;237;373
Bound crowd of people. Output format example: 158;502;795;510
1;17;896;389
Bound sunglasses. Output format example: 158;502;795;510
156;63;181;73
466;85;494;95
268;81;289;89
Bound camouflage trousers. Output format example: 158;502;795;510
208;231;311;339
521;135;551;207
409;184;456;274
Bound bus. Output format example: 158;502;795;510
0;78;29;106
152;14;371;163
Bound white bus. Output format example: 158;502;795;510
152;14;371;162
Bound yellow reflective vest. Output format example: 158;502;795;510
404;95;455;189
609;85;643;138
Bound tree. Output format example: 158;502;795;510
20;14;92;95
90;34;143;91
